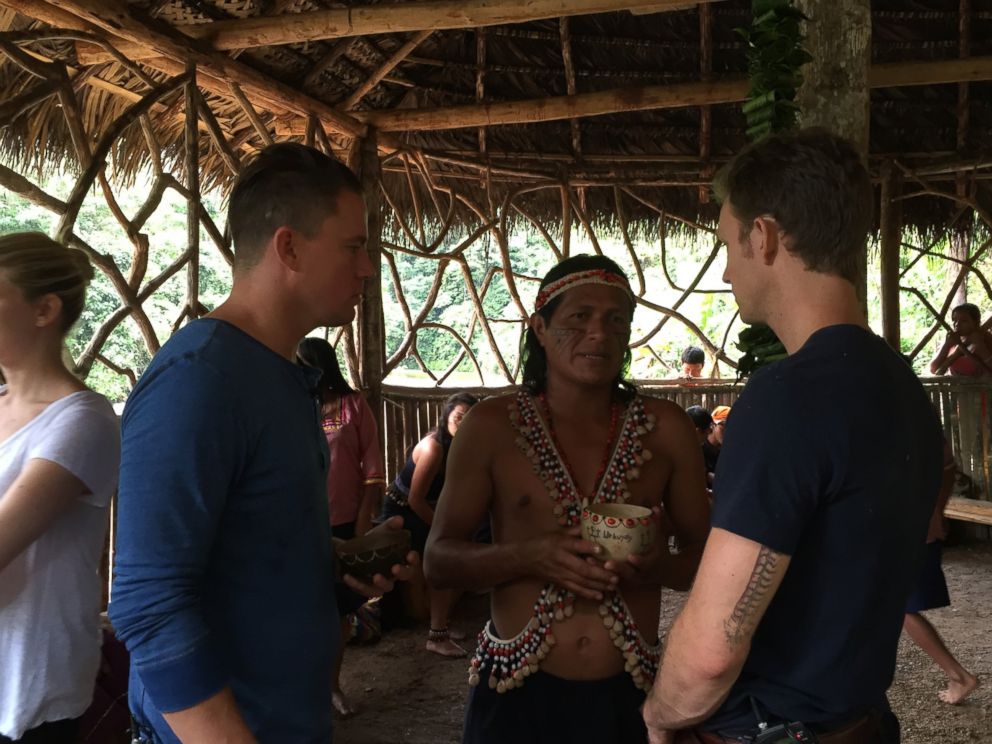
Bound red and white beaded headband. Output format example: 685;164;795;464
534;269;634;313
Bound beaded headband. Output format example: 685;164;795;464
533;269;634;313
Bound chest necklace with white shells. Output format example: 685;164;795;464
467;390;661;693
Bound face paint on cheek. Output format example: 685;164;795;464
547;326;581;352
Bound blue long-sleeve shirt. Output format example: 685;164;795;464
109;319;337;743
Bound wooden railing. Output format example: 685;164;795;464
381;378;992;518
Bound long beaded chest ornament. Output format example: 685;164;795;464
467;391;662;693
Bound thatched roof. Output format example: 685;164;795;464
1;0;991;236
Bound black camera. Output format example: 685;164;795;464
752;721;818;743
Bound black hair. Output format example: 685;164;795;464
681;346;705;365
228;143;362;271
952;303;981;325
713;128;872;285
520;254;636;402
296;336;354;402
433;392;480;450
685;405;713;432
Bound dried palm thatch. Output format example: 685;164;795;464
0;0;990;236
1;0;991;398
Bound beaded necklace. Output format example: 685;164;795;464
537;392;619;507
468;391;660;693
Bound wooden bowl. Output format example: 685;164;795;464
580;503;655;561
335;528;411;581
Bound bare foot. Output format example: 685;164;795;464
426;638;467;658
332;689;357;718
449;627;467;641
939;672;980;705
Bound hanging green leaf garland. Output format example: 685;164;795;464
737;0;813;140
733;0;811;378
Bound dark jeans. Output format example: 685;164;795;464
0;718;78;744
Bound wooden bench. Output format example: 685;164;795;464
945;497;992;526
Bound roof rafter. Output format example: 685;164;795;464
343;30;431;110
360;56;992;132
0;0;369;140
74;0;725;63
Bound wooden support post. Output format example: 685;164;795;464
697;1;713;204
185;62;200;322
357;129;387;450
879;160;902;350
951;0;972;306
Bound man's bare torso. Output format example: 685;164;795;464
483;393;680;680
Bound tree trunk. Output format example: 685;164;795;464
795;0;871;307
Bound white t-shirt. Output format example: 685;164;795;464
0;389;120;739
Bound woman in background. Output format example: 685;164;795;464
0;233;120;744
297;337;386;718
382;392;479;657
930;303;992;377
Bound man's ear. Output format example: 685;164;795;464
272;225;302;270
530;312;548;349
751;217;780;266
34;293;63;329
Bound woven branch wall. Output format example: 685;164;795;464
0;45;990;393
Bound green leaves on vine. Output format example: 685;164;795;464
737;0;813;141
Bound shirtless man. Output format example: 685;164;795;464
424;254;711;744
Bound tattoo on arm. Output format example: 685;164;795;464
723;546;782;647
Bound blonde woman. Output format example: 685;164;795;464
0;233;120;743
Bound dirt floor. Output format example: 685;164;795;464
335;543;992;744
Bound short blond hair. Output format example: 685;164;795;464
0;232;94;332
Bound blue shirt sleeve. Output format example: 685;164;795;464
109;355;246;713
711;368;824;556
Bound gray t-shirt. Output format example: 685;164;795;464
0;389;120;739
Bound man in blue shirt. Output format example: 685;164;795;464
642;130;943;743
110;144;413;743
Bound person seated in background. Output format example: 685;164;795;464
297;336;387;719
680;346;706;379
685;405;713;446
703;405;730;486
930;303;992;377
381;392;480;658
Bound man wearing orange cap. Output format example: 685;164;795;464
702;406;730;485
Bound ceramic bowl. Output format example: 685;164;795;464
335;528;411;581
580;503;655;561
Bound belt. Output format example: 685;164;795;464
676;712;878;744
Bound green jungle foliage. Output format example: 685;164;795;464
1;173;985;401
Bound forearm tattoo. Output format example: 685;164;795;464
723;546;782;647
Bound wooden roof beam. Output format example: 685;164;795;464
77;0;723;62
343;30;431;110
361;55;992;132
2;0;369;140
